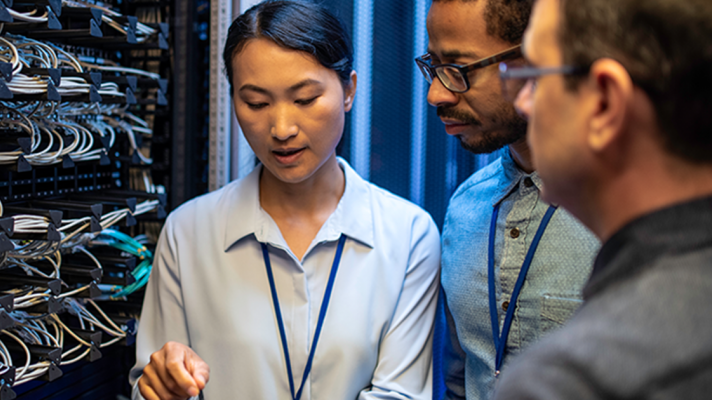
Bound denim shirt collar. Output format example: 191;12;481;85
584;195;712;299
222;157;375;252
492;147;543;207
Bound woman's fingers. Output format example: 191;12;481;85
139;341;210;399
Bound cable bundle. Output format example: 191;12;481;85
0;33;160;167
0;215;159;302
0;0;170;396
2;6;50;24
2;199;161;251
90;229;153;299
1;0;158;43
0;298;130;386
62;0;158;43
0;101;156;167
0;34;124;98
0;202;158;386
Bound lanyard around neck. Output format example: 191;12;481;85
488;203;557;376
261;234;346;400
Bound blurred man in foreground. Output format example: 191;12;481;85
494;0;712;398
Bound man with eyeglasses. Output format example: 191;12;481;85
418;1;599;399
491;0;712;398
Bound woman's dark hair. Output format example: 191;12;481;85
223;0;353;93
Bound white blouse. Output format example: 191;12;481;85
130;158;441;399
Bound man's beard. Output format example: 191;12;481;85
437;105;527;154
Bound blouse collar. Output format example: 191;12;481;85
223;157;375;253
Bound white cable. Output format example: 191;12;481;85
16;323;60;348
2;331;30;381
58;347;91;365
57;284;92;298
86;300;126;337
0;36;22;76
7;8;49;23
80;63;160;80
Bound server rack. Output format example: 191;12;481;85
0;0;210;398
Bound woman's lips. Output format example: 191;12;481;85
272;148;306;165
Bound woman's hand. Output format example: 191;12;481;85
138;341;210;400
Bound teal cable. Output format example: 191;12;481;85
95;229;155;298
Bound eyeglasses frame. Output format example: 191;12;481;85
498;62;590;101
499;63;589;81
415;45;523;93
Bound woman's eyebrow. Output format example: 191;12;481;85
238;84;269;94
288;79;322;93
238;79;322;95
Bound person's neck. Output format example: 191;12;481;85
259;155;345;221
259;155;345;260
593;159;712;242
508;138;535;174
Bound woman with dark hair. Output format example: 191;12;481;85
129;1;440;399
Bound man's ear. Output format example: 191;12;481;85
344;70;357;112
586;58;635;153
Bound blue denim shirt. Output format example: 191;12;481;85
440;149;600;400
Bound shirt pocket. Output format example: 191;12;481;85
540;295;583;335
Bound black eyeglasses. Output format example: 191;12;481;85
499;62;589;102
415;45;522;93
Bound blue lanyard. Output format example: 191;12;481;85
261;234;346;400
488;203;557;376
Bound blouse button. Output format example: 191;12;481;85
510;228;520;239
502;301;510;311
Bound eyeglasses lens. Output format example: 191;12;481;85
417;62;434;84
437;67;467;92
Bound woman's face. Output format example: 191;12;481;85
231;38;356;185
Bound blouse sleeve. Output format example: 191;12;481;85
359;211;442;400
129;215;194;400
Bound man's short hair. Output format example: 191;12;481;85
432;0;535;44
558;0;712;164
